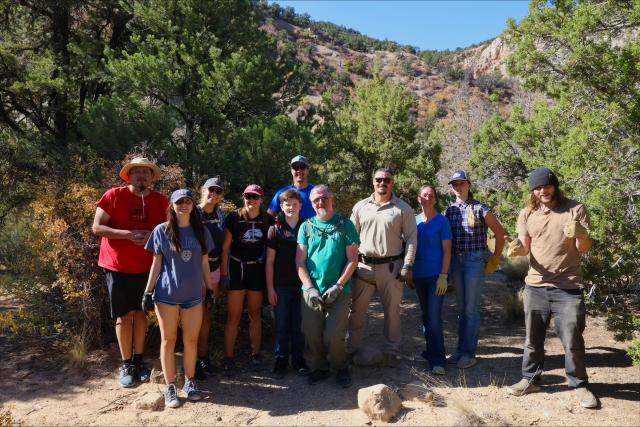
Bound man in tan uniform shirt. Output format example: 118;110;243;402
347;168;417;360
506;167;599;409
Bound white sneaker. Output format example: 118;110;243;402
164;383;180;408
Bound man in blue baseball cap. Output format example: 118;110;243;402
268;155;315;220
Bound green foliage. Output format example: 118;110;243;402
472;1;640;336
627;339;640;367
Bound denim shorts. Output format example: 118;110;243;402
153;297;203;309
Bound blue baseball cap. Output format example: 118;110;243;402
290;155;309;166
170;189;195;204
448;170;470;184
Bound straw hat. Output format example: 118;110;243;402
119;157;161;182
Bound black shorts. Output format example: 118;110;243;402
229;259;266;292
105;269;148;319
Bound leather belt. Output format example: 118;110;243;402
358;253;403;265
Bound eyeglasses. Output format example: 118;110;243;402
312;196;329;204
174;198;192;205
244;194;261;200
374;177;392;184
207;187;223;195
291;163;308;171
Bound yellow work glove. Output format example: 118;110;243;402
484;254;500;274
466;204;476;228
435;273;448;296
507;238;527;257
563;220;589;239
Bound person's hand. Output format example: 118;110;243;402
563;220;589;239
507;238;527;257
141;292;154;314
267;288;278;306
304;287;323;308
130;229;150;246
435;273;448;296
400;264;414;289
484;254;500;274
220;274;230;292
322;283;343;305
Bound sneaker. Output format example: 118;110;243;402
336;368;352;388
164;383;180;408
456;356;478;369
183;377;204;402
293;360;311;376
134;359;151;383
195;358;207;381
250;353;265;372
575;387;599;409
272;358;287;379
506;378;541;396
119;363;135;388
223;357;238;377
431;365;446;375
445;353;460;365
308;369;330;385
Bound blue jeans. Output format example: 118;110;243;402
414;276;446;368
274;287;305;366
450;250;488;359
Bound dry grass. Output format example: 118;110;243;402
0;405;23;427
498;285;525;324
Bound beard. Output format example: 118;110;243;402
316;208;329;219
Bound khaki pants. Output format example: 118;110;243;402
347;259;404;355
301;290;351;371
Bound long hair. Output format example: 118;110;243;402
165;205;208;254
418;184;440;211
527;187;565;211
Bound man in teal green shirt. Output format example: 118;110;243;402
297;184;360;388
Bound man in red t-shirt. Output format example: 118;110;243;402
92;157;169;387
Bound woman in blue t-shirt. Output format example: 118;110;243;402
413;185;452;375
143;189;213;409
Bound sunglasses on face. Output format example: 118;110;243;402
312;196;329;204
244;194;261;200
174;198;192;205
291;163;308;171
374;177;392;184
207;187;223;195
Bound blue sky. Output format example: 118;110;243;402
269;1;531;51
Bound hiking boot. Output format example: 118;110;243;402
272;358;287;380
506;378;541;396
456;356;478;369
119;363;135;388
575;387;599;409
222;357;238;377
293;360;310;376
445;353;460;365
308;369;330;385
134;359;151;383
164;383;180;408
336;368;352;388
183;377;204;402
250;353;265;372
431;365;446;375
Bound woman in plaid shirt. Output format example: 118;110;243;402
444;170;505;369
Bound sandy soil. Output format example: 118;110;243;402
2;272;639;426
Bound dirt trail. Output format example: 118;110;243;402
3;273;639;426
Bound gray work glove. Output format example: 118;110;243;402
304;287;323;308
322;283;343;305
220;274;230;292
400;264;414;289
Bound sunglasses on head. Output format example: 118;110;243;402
291;163;308;171
244;193;261;200
174;198;192;205
374;177;392;184
207;187;223;194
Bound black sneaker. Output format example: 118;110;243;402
134;359;151;383
308;369;330;385
336;368;352;388
223;357;238;377
119;363;135;388
292;360;310;376
250;353;265;372
199;356;216;374
272;358;287;379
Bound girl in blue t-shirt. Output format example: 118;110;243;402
143;189;213;408
413;185;452;375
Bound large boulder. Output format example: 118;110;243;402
133;392;164;411
357;384;402;422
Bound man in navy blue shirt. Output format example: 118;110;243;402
268;155;315;220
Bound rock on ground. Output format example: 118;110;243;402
133;392;164;411
402;381;434;402
353;346;384;367
358;384;402;422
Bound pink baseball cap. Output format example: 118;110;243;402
243;184;264;196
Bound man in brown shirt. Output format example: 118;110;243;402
506;167;598;409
